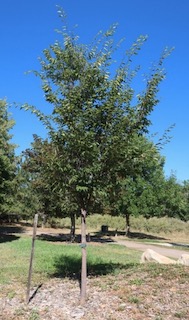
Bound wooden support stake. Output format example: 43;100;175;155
26;213;38;304
80;208;87;305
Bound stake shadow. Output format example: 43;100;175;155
28;284;43;303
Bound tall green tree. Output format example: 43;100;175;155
0;100;16;220
110;135;166;234
21;14;172;303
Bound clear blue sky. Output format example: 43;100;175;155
0;0;188;182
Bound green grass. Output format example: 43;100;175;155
1;233;189;320
1;229;189;289
0;236;141;286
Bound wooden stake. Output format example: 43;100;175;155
26;213;38;304
80;208;87;305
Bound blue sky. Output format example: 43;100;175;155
0;0;188;182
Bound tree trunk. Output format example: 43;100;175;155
41;213;47;229
70;213;76;242
125;213;130;237
80;208;87;305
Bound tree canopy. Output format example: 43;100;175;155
0;100;17;219
20;16;173;303
22;21;172;217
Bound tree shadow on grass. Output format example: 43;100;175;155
0;225;23;243
93;229;168;241
0;233;20;243
37;233;115;244
52;254;135;282
37;228;168;244
37;233;73;242
127;231;168;241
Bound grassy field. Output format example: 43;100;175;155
0;231;188;286
1;221;189;319
0;235;141;286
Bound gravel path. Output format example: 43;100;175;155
115;239;189;259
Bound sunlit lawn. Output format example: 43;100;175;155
1;232;189;320
0;236;141;286
1;232;189;295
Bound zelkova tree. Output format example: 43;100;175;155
0;100;17;220
22;16;172;303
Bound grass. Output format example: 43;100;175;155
1;213;188;288
0;236;141;287
1;232;189;289
1;229;189;319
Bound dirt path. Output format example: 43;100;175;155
22;226;189;259
115;239;189;259
33;226;189;259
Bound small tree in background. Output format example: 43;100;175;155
110;135;166;234
182;180;189;221
20;135;80;232
162;174;187;220
21;11;172;304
